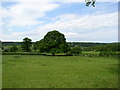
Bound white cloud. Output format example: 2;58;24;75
57;0;119;2
52;13;117;42
2;12;117;42
2;1;59;27
0;1;118;42
1;0;119;2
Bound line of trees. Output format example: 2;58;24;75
83;43;120;52
1;30;119;56
34;30;71;55
20;30;82;56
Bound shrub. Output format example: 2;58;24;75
10;46;18;52
99;51;119;57
71;46;82;55
2;52;46;55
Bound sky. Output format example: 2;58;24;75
0;0;119;43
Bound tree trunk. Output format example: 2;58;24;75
52;53;55;56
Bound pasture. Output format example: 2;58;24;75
2;55;118;88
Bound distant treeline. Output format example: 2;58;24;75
67;42;107;47
1;30;119;57
2;42;22;46
2;42;109;47
2;42;119;52
2;42;119;50
1;41;120;57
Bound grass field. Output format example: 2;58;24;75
2;55;118;88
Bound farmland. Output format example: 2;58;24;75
2;55;118;88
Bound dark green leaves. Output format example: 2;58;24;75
37;30;70;55
21;37;32;52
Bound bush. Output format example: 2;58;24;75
71;46;82;55
4;48;10;52
10;46;18;52
99;51;119;57
2;52;46;55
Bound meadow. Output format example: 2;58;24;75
2;55;118;88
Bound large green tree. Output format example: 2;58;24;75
38;30;70;55
21;37;32;52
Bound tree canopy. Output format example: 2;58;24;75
71;46;82;55
37;30;70;55
21;37;32;52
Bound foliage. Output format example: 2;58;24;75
67;42;106;48
33;41;40;51
83;43;120;52
49;48;59;56
103;43;120;52
10;46;18;52
21;37;32;52
2;42;107;47
99;51;119;57
2;42;22;46
2;52;46;55
4;47;11;52
71;46;82;55
81;51;99;57
37;30;70;55
85;0;96;7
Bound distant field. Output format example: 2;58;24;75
2;55;118;88
82;51;100;54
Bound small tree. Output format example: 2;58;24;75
10;46;18;52
21;37;32;52
33;41;39;51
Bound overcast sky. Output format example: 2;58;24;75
0;0;118;42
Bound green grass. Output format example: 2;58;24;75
82;51;100;54
2;55;118;88
82;51;100;55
